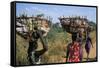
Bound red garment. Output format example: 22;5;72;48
68;42;80;62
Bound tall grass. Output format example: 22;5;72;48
16;26;96;65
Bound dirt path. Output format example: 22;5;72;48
83;41;96;61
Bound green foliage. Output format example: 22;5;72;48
88;21;96;30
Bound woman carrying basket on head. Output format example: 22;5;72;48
66;33;81;62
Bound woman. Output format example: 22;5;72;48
27;22;50;64
66;33;80;62
85;32;93;61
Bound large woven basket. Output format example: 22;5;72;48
59;16;89;33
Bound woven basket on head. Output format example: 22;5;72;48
59;16;90;33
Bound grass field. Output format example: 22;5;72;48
16;29;97;65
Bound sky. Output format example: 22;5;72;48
16;3;96;23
